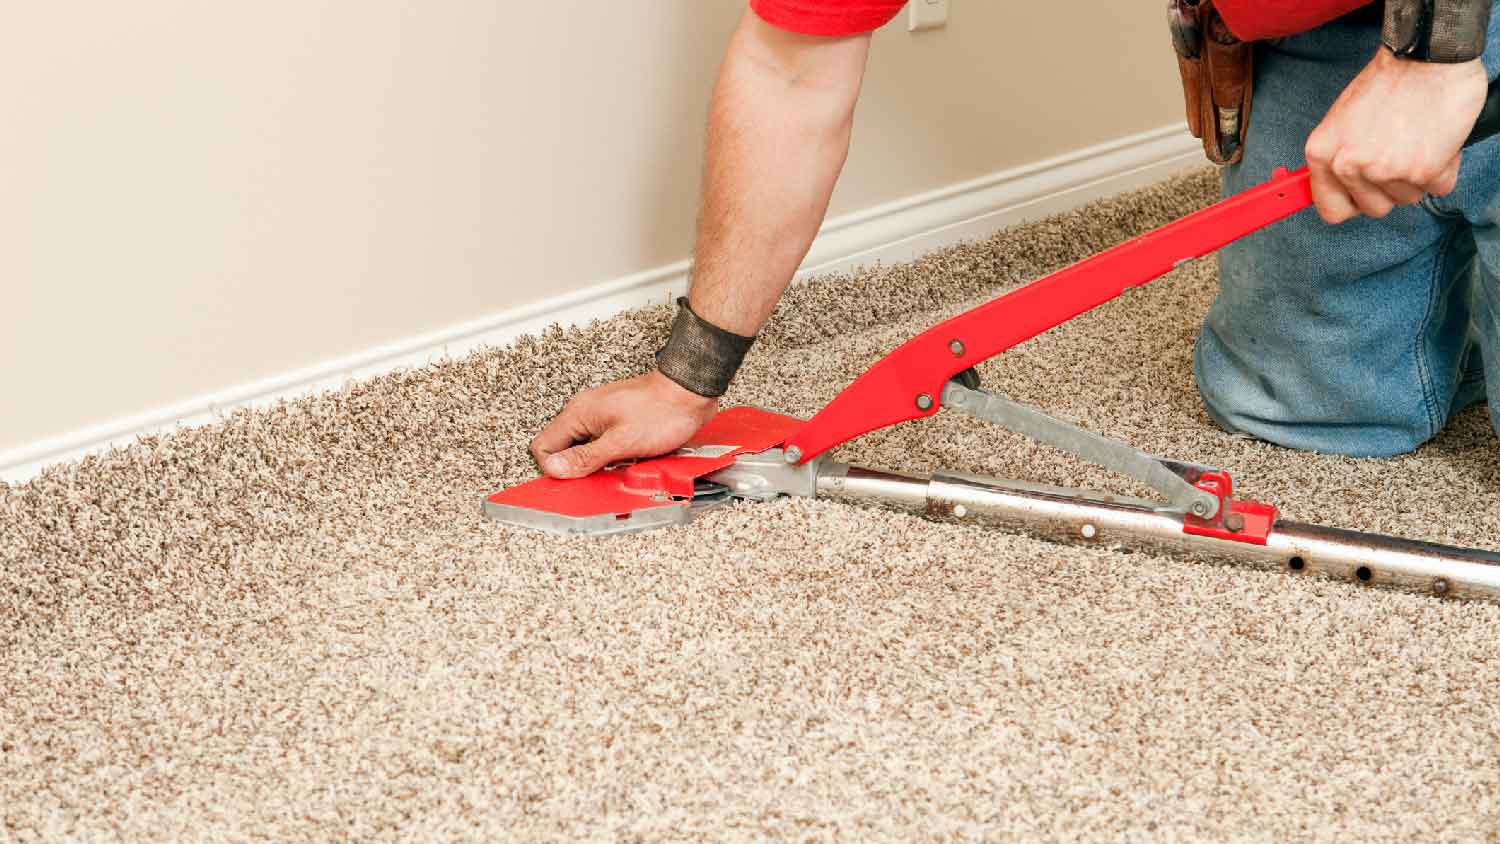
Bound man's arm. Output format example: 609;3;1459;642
530;10;871;479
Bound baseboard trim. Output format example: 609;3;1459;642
0;125;1200;483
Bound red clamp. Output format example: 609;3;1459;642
1181;470;1277;545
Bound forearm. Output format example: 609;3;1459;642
530;12;870;478
685;11;870;336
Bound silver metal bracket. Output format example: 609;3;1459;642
482;480;732;538
939;381;1222;520
706;448;821;501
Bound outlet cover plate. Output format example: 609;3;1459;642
909;0;949;31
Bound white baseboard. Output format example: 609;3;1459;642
0;125;1200;483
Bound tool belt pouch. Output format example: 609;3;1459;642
1168;0;1254;165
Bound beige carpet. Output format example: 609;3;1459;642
5;169;1500;841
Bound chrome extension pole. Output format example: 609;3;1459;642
815;464;1500;602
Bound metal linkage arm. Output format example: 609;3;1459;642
938;382;1222;519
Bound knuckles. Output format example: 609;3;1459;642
1402;163;1435;187
1364;160;1399;184
1328;152;1368;182
1304;133;1335;167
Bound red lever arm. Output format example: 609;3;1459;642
784;166;1315;463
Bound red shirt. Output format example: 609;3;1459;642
749;0;1374;40
1216;0;1373;40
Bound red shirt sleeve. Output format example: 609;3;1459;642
749;0;907;36
1214;0;1373;41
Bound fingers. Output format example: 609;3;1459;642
1307;151;1360;224
540;433;626;479
1380;181;1427;205
1335;163;1395;219
530;397;602;472
529;372;720;481
1307;146;1436;223
530;390;641;479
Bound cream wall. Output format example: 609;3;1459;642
1;1;1182;453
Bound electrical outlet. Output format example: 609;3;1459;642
908;0;948;32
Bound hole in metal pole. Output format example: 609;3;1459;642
1355;566;1372;582
1288;556;1305;571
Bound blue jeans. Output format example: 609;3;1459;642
1194;13;1500;457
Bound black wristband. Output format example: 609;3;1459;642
654;297;756;398
1383;0;1493;63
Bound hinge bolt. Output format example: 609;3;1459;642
783;446;802;465
948;339;965;356
915;393;934;411
1225;512;1245;532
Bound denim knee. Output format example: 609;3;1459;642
1193;327;1441;458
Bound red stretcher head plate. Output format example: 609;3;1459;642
485;406;804;537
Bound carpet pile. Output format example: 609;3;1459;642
5;169;1500;840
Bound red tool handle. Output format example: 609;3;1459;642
784;166;1315;463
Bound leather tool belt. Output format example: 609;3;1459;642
1168;0;1254;165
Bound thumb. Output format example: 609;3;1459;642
541;435;622;479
